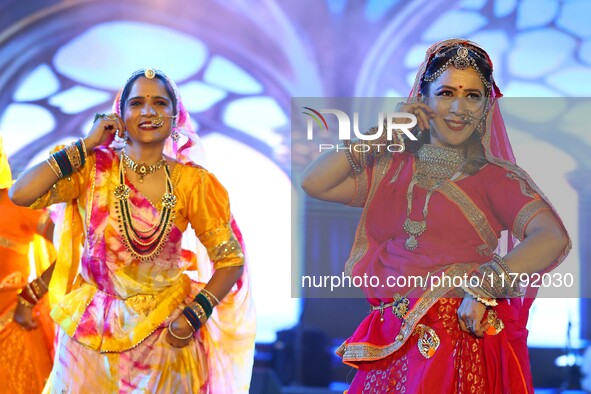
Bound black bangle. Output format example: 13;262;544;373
182;307;201;331
194;293;213;317
75;139;86;166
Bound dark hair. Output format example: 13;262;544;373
405;45;493;175
119;72;178;117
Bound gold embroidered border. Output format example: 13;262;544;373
506;172;535;198
439;180;498;252
339;264;472;362
347;168;369;207
512;199;550;241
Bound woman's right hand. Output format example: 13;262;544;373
84;113;126;150
166;315;195;348
394;100;436;132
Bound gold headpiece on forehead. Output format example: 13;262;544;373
423;45;492;91
144;69;156;79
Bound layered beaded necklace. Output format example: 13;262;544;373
403;144;465;251
114;151;177;261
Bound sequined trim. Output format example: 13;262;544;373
512;199;550;241
348;168;369;207
0;271;26;290
506;172;535;198
339;264;471;362
439;180;498;253
211;233;245;269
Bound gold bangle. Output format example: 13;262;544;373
167;321;193;340
30;280;45;299
181;314;196;332
46;156;63;179
25;284;39;303
79;138;88;161
189;302;208;326
65;144;82;170
200;289;220;307
17;295;35;309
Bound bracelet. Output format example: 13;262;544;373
75;139;87;166
16;286;36;305
56;149;73;178
30;280;46;300
167;321;193;340
46;156;63;178
474;254;524;299
194;293;213;317
182;307;202;331
65;144;82;170
181;313;197;332
49;139;88;180
188;302;208;325
24;284;39;303
461;285;498;307
199;289;219;307
17;295;35;309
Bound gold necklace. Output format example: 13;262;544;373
403;145;464;251
121;150;167;183
114;153;177;261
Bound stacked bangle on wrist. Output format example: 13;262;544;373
461;285;498;307
462;254;523;305
47;138;88;179
180;289;220;332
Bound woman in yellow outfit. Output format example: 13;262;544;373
10;69;255;393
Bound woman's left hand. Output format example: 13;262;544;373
166;315;195;348
457;294;490;337
13;300;37;330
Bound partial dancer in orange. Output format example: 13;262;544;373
0;136;56;393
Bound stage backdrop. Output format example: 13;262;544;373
0;0;589;348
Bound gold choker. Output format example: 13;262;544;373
122;150;166;183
